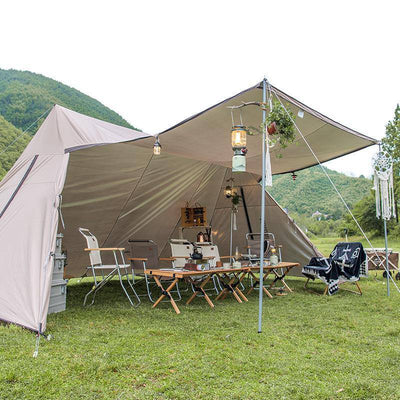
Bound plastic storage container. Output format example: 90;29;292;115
48;233;67;315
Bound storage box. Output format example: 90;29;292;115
48;233;68;315
48;279;67;314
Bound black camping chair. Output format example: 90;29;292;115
302;242;366;295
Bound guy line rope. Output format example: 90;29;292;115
269;85;400;293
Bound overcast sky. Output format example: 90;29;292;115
1;0;399;177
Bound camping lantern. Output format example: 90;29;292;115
153;138;161;155
224;185;238;198
231;126;248;172
197;231;205;242
231;125;247;149
224;185;233;198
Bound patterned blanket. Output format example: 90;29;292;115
302;242;366;295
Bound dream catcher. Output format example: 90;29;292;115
372;151;396;220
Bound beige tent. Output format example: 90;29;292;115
0;81;377;332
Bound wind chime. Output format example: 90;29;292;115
373;151;396;220
372;150;396;295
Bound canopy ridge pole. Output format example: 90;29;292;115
270;87;400;293
258;78;268;333
0;106;52;157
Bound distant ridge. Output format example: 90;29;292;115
0;68;136;131
268;166;371;219
0;68;139;179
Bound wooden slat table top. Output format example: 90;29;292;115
247;262;300;271
144;262;299;278
144;267;249;279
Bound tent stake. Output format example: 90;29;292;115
258;78;267;333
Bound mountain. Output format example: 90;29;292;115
268;166;372;220
0;68;138;179
0;69;135;131
0;115;30;178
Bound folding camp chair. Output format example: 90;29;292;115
242;232;281;265
128;239;182;303
194;241;245;292
242;232;283;291
302;242;366;295
169;239;220;295
78;228;140;307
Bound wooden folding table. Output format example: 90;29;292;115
144;267;250;314
246;262;299;298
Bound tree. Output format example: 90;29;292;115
339;191;384;237
345;105;400;237
382;104;400;193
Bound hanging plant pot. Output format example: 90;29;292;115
267;121;277;135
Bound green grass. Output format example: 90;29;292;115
1;269;400;399
311;236;400;257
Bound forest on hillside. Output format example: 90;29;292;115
0;68;139;180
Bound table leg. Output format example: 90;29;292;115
246;271;258;295
246;270;273;298
152;277;181;314
234;272;249;302
186;275;215;308
270;267;293;293
215;273;243;303
262;286;274;299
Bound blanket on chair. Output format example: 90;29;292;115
302;242;366;295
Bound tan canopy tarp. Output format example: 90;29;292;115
0;82;377;332
134;82;377;174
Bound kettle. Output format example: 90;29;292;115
191;245;203;260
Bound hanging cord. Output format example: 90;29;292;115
0;107;52;157
270;86;400;293
58;194;65;229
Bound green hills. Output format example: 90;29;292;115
0;69;134;131
268;166;371;220
0;68;137;179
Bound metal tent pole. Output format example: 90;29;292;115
258;78;267;333
229;209;233;261
384;219;390;297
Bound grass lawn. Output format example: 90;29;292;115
1;263;400;399
311;236;400;257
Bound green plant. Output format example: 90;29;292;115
266;101;296;149
231;192;241;207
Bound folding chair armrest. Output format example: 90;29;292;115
85;247;125;251
159;257;176;261
128;257;148;261
219;256;233;259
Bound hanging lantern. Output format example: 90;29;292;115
153;138;161;155
231;126;248;172
231;125;247;149
224;185;233;198
291;172;297;181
